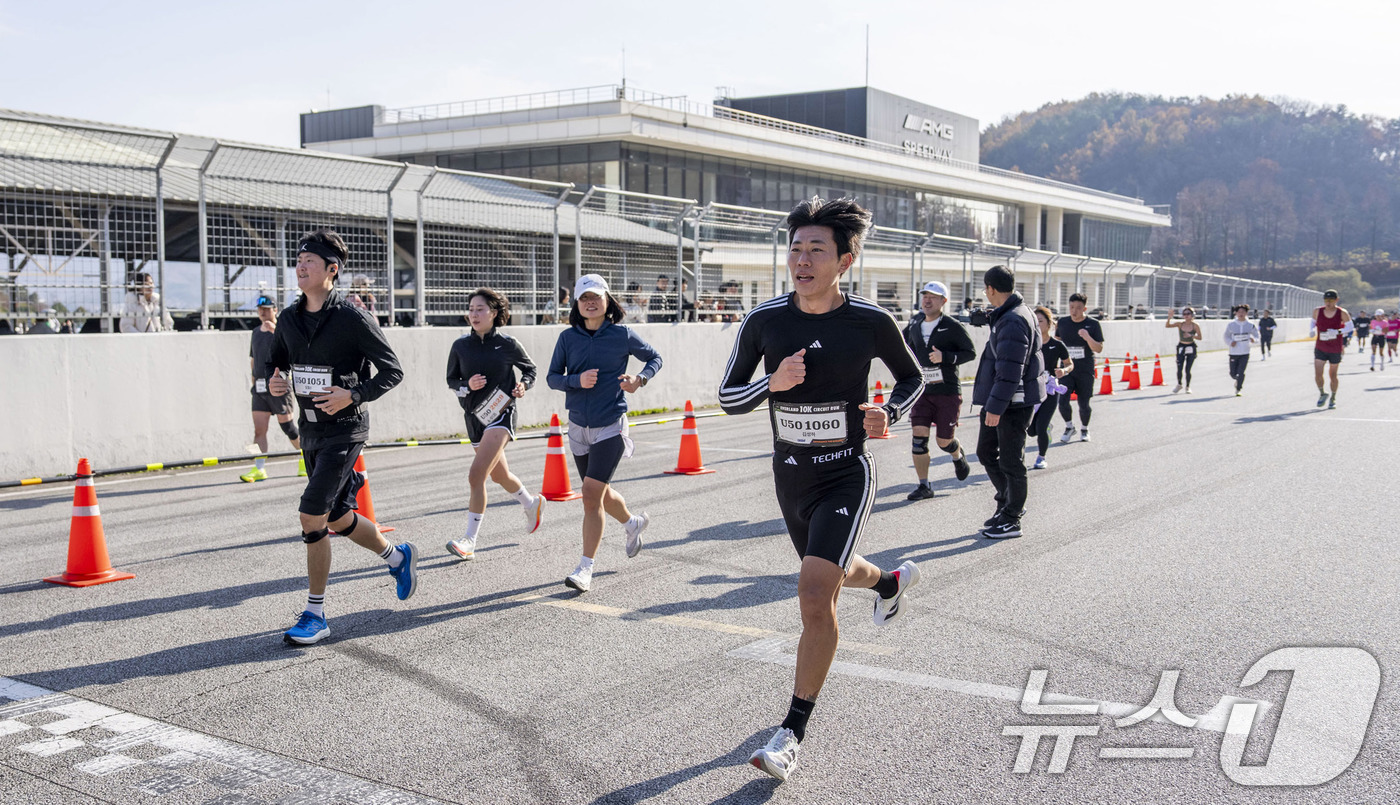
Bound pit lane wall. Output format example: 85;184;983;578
1;317;1315;479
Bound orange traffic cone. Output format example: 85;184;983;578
1128;357;1142;390
1120;355;1134;383
1099;359;1114;395
351;453;394;533
45;459;135;587
665;400;716;475
541;414;582;501
870;381;892;439
1151;355;1165;386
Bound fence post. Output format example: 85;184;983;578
674;204;694;323
154;136;176;328
552;186;571;323
196;142;221;331
98;203;111;331
386;164;409;326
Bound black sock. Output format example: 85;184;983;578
780;695;816;742
872;570;899;598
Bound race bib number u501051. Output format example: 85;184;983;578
773;401;847;447
922;366;944;384
473;388;512;425
291;364;332;396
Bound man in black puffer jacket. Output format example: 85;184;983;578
971;265;1043;540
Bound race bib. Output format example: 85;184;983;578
1233;332;1252;342
1182;345;1196;355
472;387;512;425
773;401;847;447
922;366;944;384
1068;346;1086;360
254;378;267;394
1319;330;1338;341
291;364;332;396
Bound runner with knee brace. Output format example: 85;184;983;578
266;229;415;645
902;281;975;500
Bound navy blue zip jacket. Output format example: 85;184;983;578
971;292;1044;416
546;320;662;427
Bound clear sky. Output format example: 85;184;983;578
2;0;1398;148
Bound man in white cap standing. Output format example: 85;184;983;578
901;281;976;499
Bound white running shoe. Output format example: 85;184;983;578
523;494;544;534
446;536;476;561
565;563;593;592
1185;387;1193;394
1080;428;1091;442
625;512;649;559
750;727;801;782
873;560;921;626
1032;455;1048;470
1059;425;1075;444
1172;384;1182;393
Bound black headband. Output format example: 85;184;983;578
298;240;343;268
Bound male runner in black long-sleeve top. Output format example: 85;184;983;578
718;198;925;782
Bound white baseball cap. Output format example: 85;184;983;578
574;273;609;299
1376;309;1386;316
920;281;949;298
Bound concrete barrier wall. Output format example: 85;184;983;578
0;316;1315;479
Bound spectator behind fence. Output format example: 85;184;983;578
680;278;696;322
348;274;376;313
120;272;174;332
28;308;59;335
649;274;675;323
622;283;649;324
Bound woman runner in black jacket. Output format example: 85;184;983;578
444;288;542;560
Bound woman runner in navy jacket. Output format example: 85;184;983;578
546;273;663;592
444;288;542;561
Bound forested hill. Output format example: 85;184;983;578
980;94;1400;275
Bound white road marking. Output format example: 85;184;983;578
727;637;1267;734
1169;410;1400;423
0;677;448;802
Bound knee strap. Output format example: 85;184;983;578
337;512;361;539
911;435;929;455
940;438;961;455
302;527;329;545
279;420;300;440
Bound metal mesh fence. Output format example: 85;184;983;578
418;169;567;323
575;188;692;323
200;144;403;324
0;114;171;330
692;203;786;321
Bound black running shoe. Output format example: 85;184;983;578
983;520;1022;539
906;484;935;501
953;454;971;482
983;509;1005;528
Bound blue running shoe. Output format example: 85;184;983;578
284;610;329;645
388;542;419;601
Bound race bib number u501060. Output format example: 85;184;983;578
1068;346;1086;360
473;388;512;425
922;366;944;384
773;401;847;447
291;364;332;396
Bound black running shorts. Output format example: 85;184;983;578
464;405;517;447
300;442;363;521
910;392;962;440
1313;349;1343;365
772;449;876;571
251;389;293;415
572;434;627;485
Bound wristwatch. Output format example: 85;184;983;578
638;375;649;387
349;388;363;405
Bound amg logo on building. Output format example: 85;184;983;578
902;114;955;141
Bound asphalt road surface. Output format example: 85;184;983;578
0;339;1394;804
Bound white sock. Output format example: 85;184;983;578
626;515;643;532
306;594;324;618
465;511;484;539
255;457;266;470
578;555;594;572
380;544;403;568
512;488;534;507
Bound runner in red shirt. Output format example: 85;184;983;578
1312;289;1351;409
